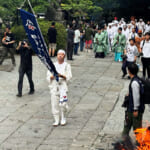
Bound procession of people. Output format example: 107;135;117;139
0;17;150;141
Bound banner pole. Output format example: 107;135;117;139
20;0;27;9
27;0;36;16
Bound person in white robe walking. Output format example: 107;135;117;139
47;50;72;127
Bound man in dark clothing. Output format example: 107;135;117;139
47;22;57;57
122;64;145;137
0;26;16;66
16;40;34;97
85;25;93;51
67;24;74;60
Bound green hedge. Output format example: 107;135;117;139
11;25;26;42
11;20;67;51
38;19;67;50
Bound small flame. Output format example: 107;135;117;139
134;126;150;150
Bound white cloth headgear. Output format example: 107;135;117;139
57;49;66;55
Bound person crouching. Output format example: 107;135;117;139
47;50;72;127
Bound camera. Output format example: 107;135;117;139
21;41;26;46
122;96;129;108
121;55;127;61
138;52;143;57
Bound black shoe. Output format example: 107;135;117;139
122;74;127;79
128;76;131;80
28;90;35;95
16;93;22;97
68;58;74;61
70;58;74;61
13;63;16;67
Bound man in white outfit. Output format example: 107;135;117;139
128;24;132;34
47;50;72;127
145;21;150;34
112;22;118;40
123;25;130;41
137;19;145;33
107;23;113;51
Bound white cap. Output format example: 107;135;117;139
139;19;143;21
123;24;127;28
114;20;118;24
57;49;66;55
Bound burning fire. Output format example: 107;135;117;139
134;126;150;150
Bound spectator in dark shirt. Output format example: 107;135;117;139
47;22;57;57
85;25;93;50
0;26;16;66
16;40;35;97
80;29;85;52
67;24;74;60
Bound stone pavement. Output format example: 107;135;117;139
0;51;150;150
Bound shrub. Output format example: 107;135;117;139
11;25;26;42
11;20;67;51
38;19;67;50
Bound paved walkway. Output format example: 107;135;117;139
0;51;150;150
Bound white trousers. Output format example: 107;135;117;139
50;86;68;117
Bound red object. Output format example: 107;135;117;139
114;17;117;20
85;40;92;45
28;25;36;31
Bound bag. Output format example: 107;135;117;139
139;78;150;104
131;77;150;104
122;96;129;108
141;40;145;50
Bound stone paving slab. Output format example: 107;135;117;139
0;51;149;150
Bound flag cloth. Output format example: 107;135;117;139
20;9;58;80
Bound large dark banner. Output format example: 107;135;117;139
20;9;58;80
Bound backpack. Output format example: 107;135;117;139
139;77;150;104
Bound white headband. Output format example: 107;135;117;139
57;49;66;55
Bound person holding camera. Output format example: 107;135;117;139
122;64;145;137
122;39;138;79
0;26;16;66
16;40;35;97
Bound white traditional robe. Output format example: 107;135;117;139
145;24;150;34
123;29;130;41
137;22;145;33
47;61;72;116
107;26;113;49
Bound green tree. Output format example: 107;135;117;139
0;0;50;23
92;0;120;22
11;20;67;51
61;0;102;19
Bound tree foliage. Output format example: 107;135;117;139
92;0;120;22
0;0;50;22
11;20;67;50
0;0;150;23
61;0;102;18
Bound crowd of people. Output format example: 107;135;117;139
0;18;150;139
64;18;150;139
64;18;150;80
